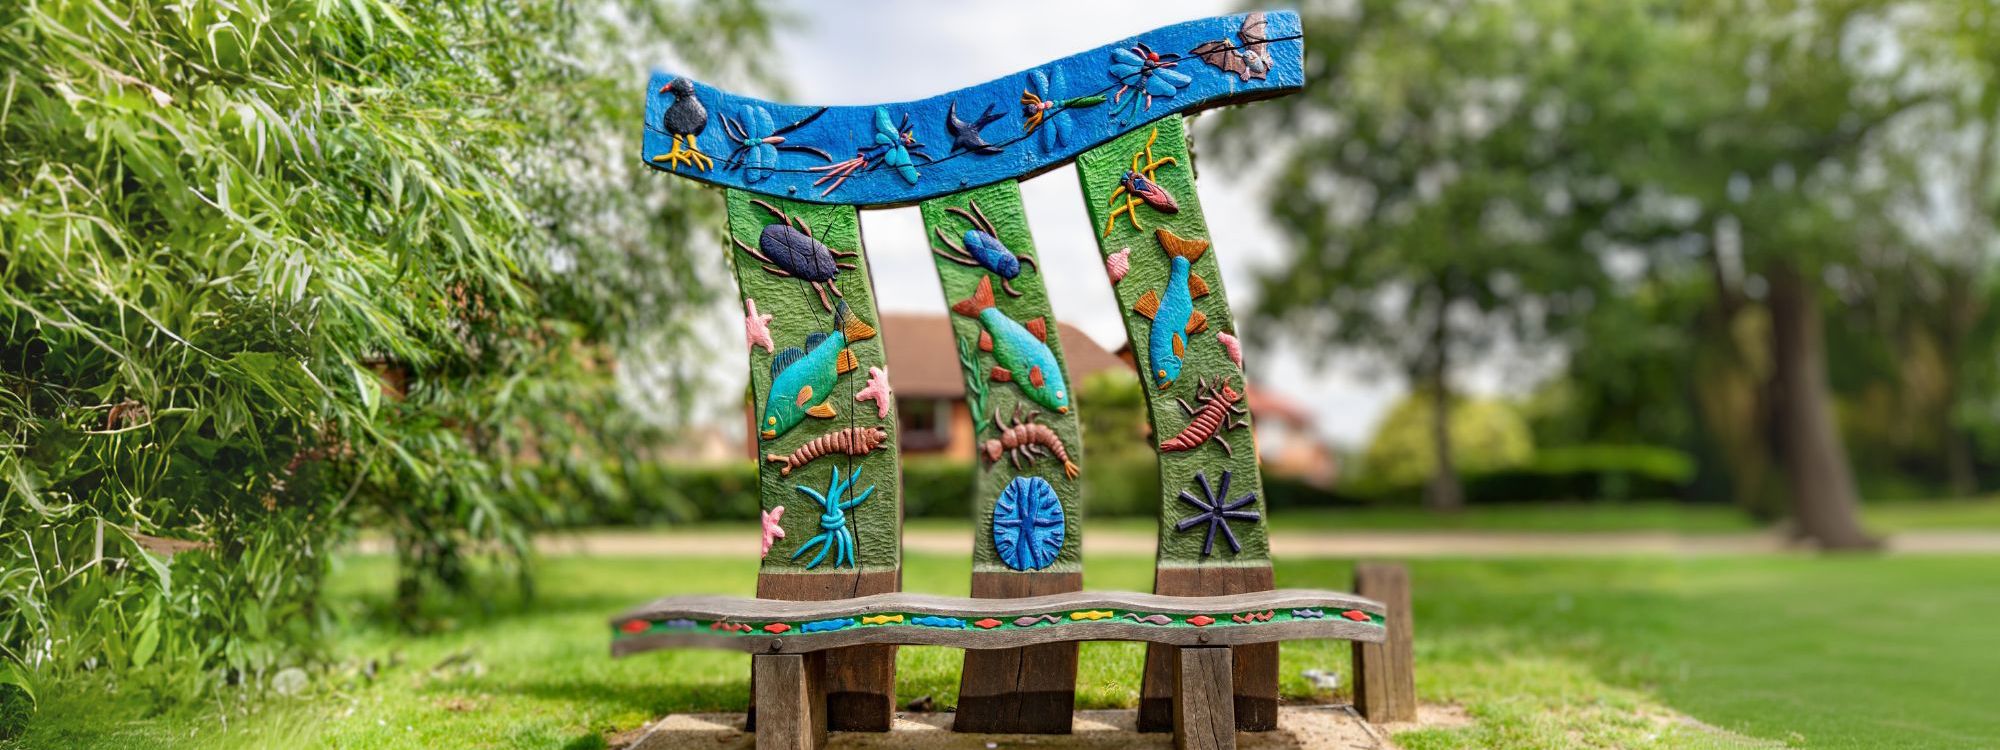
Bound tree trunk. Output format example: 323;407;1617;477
1424;382;1464;511
1422;298;1463;512
1941;113;1996;498
1945;430;1976;497
1766;262;1879;550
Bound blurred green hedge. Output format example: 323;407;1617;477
550;442;1695;525
1338;444;1697;506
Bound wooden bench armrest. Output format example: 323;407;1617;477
611;589;1385;656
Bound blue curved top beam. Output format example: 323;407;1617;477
641;11;1303;207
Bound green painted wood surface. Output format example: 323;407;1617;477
1074;116;1270;566
919;182;1084;575
726;190;902;574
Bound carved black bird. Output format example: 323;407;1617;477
653;77;713;170
944;101;1005;155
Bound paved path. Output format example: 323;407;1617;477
506;527;2000;558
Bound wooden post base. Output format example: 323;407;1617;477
1173;646;1236;750
1352;561;1416;722
754;570;899;731
1139;565;1278;732
754;653;827;750
953;572;1081;733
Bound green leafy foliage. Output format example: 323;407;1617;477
1076;368;1153;464
1360;394;1533;487
0;0;772;701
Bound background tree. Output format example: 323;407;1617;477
1217;0;1647;510
1606;0;1963;547
1361;394;1534;488
0;0;772;698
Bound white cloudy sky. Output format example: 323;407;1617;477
657;0;1525;447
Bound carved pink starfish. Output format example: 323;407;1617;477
760;505;786;555
743;298;775;353
1105;247;1132;284
854;366;892;418
1218;331;1243;368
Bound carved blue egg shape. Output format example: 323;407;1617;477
992;476;1065;571
963;229;1020;278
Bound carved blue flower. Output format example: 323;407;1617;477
992;476;1065;571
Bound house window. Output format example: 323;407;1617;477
899;398;954;452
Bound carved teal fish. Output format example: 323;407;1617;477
1132;228;1211;390
761;302;876;440
951;276;1070;413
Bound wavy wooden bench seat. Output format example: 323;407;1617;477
613;588;1391;750
610;589;1387;655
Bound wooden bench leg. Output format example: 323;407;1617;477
1352;561;1417;723
754;653;826;750
1173;646;1236;750
954;571;1082;734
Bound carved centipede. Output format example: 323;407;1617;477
982;405;1079;479
1159;376;1249;455
765;426;888;476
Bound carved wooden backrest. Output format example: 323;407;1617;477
642;11;1302;732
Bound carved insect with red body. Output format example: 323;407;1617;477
1159;376;1248;455
1102;127;1181;236
982;404;1079;480
731;199;858;311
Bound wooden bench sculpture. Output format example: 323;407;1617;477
611;12;1416;749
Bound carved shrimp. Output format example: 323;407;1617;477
766;426;888;476
1159;377;1248;455
982;405;1079;479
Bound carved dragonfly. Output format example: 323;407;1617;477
1019;68;1104;151
808;107;932;197
718;105;831;183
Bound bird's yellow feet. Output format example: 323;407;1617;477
651;135;714;171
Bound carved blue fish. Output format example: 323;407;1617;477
761;302;876;440
1132;229;1212;390
951;276;1070;413
801;618;856;633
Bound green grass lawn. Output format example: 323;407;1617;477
14;548;1996;749
904;497;2000;538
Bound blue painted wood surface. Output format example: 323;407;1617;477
641;11;1302;207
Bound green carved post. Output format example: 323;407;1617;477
1073;116;1277;732
725;190;902;731
919;182;1084;732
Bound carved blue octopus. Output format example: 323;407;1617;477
790;465;875;569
